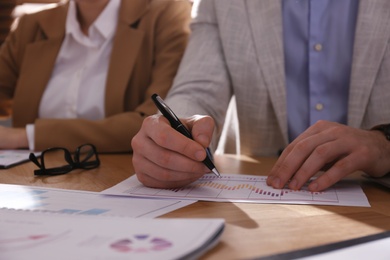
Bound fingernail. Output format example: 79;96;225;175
195;150;205;161
289;179;298;190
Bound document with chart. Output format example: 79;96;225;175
0;209;224;260
102;174;370;207
0;184;196;218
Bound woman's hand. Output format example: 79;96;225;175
0;126;28;149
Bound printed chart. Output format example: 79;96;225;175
0;184;196;218
103;174;370;207
0;209;224;260
110;235;173;253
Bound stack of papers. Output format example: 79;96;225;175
0;209;224;260
0;184;222;259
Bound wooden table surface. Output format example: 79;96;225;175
1;153;390;259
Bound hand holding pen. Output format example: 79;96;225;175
151;94;221;177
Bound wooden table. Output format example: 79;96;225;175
1;153;390;259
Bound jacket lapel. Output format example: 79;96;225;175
104;0;149;116
348;0;390;127
245;0;288;143
13;3;67;126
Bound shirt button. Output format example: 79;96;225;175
314;43;323;52
315;103;324;111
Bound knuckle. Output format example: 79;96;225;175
135;172;147;184
180;140;195;155
155;151;173;167
331;157;355;175
331;126;345;136
158;168;173;182
334;159;350;170
283;144;294;155
313;144;329;157
294;140;309;153
315;120;328;128
131;135;141;150
142;115;157;129
358;145;371;158
155;130;170;147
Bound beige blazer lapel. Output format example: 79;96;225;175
104;0;149;116
13;4;67;126
348;0;390;128
245;0;288;143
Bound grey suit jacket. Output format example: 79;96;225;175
166;0;390;157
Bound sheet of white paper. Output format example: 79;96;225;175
0;150;39;168
102;173;370;207
299;237;390;259
0;209;224;260
0;184;196;218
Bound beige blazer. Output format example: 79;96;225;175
0;0;191;152
166;0;390;156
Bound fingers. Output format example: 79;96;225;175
131;114;214;188
267;120;390;191
267;121;360;192
188;115;215;148
132;125;207;173
134;152;205;188
143;115;208;161
267;122;337;189
307;155;355;191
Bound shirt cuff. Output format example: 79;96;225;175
26;124;35;151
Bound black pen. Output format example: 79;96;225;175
151;94;221;177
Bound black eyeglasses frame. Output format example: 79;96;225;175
29;144;100;176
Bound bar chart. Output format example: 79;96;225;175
106;174;370;207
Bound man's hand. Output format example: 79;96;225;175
267;120;390;192
131;114;215;188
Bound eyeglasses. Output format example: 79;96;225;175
29;144;100;176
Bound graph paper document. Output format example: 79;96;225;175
0;209;224;260
102;174;370;207
0;184;196;218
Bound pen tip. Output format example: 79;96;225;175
212;168;221;178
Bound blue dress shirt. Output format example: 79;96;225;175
283;0;359;142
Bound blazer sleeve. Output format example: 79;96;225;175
165;0;233;136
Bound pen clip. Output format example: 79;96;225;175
151;94;193;139
154;95;178;120
152;94;182;126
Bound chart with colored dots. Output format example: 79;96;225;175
103;174;370;207
0;209;224;260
